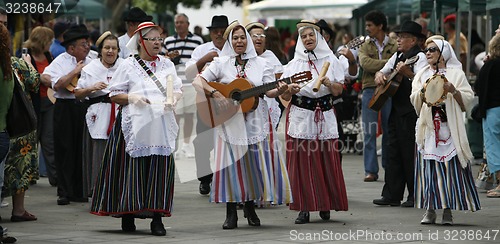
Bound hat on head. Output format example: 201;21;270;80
207;15;229;29
53;22;70;38
223;20;241;40
245;22;265;32
61;24;90;47
296;20;320;32
95;31;113;47
395;21;426;39
444;14;456;23
315;19;335;38
123;7;153;22
133;21;160;35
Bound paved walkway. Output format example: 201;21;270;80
1;151;499;243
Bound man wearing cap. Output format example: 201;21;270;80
50;22;70;58
118;7;153;59
358;10;397;183
372;21;428;208
42;24;92;206
165;13;204;159
444;14;468;72
185;15;228;195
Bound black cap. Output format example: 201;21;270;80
207;15;229;29
53;22;70;38
123;7;153;22
61;24;90;47
395;21;426;39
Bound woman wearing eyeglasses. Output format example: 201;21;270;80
74;32;123;197
410;37;480;226
90;22;183;236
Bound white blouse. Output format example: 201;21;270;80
109;56;183;157
282;55;344;140
201;55;274;145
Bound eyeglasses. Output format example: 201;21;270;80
424;46;439;53
251;34;266;39
397;34;413;39
143;37;164;42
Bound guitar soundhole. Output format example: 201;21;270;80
231;91;242;102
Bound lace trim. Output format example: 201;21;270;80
287;105;338;140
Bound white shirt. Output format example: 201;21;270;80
201;55;274;145
259;50;283;129
282;55;344;140
184;41;222;81
43;52;92;99
77;58;123;139
118;33;132;59
109;56;183;157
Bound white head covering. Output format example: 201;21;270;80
220;25;257;60
294;26;332;61
126;22;160;55
431;39;462;69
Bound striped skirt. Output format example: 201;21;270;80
90;113;175;218
415;152;480;211
286;137;348;212
210;131;292;205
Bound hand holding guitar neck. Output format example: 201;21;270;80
312;61;330;92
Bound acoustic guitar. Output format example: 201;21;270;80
368;55;419;111
66;76;79;92
197;71;312;128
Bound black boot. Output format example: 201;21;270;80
295;211;310;224
222;203;238;229
150;213;166;236
243;201;261;226
121;214;136;232
319;211;330;220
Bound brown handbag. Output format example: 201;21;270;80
6;73;37;138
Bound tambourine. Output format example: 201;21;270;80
421;74;448;107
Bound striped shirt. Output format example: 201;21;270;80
164;33;203;65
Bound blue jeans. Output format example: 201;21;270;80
361;88;391;176
0;131;10;198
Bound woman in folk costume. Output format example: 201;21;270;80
90;22;182;236
410;37;480;226
281;20;348;224
245;22;283;129
194;20;292;229
75;32;122;197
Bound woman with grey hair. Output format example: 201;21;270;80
90;22;183;236
410;37;480;225
281;20;348;224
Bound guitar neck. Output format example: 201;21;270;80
238;77;291;100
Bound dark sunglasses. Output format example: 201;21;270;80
424;46;439;53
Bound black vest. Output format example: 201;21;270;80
391;45;421;116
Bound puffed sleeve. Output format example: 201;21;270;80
108;60;130;97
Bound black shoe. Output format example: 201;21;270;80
121;215;136;232
319;211;330;220
295;211;310;224
222;203;238;229
243;201;261;226
199;182;210;195
57;196;69;205
150;221;166;236
401;200;414;208
373;197;400;206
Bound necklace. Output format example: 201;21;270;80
235;59;248;78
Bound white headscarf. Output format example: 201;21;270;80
432;39;462;69
125;26;157;55
220;25;257;60
294;26;332;61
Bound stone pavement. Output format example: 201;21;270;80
0;151;498;244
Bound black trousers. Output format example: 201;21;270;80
193;113;213;183
381;112;417;201
53;99;87;199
